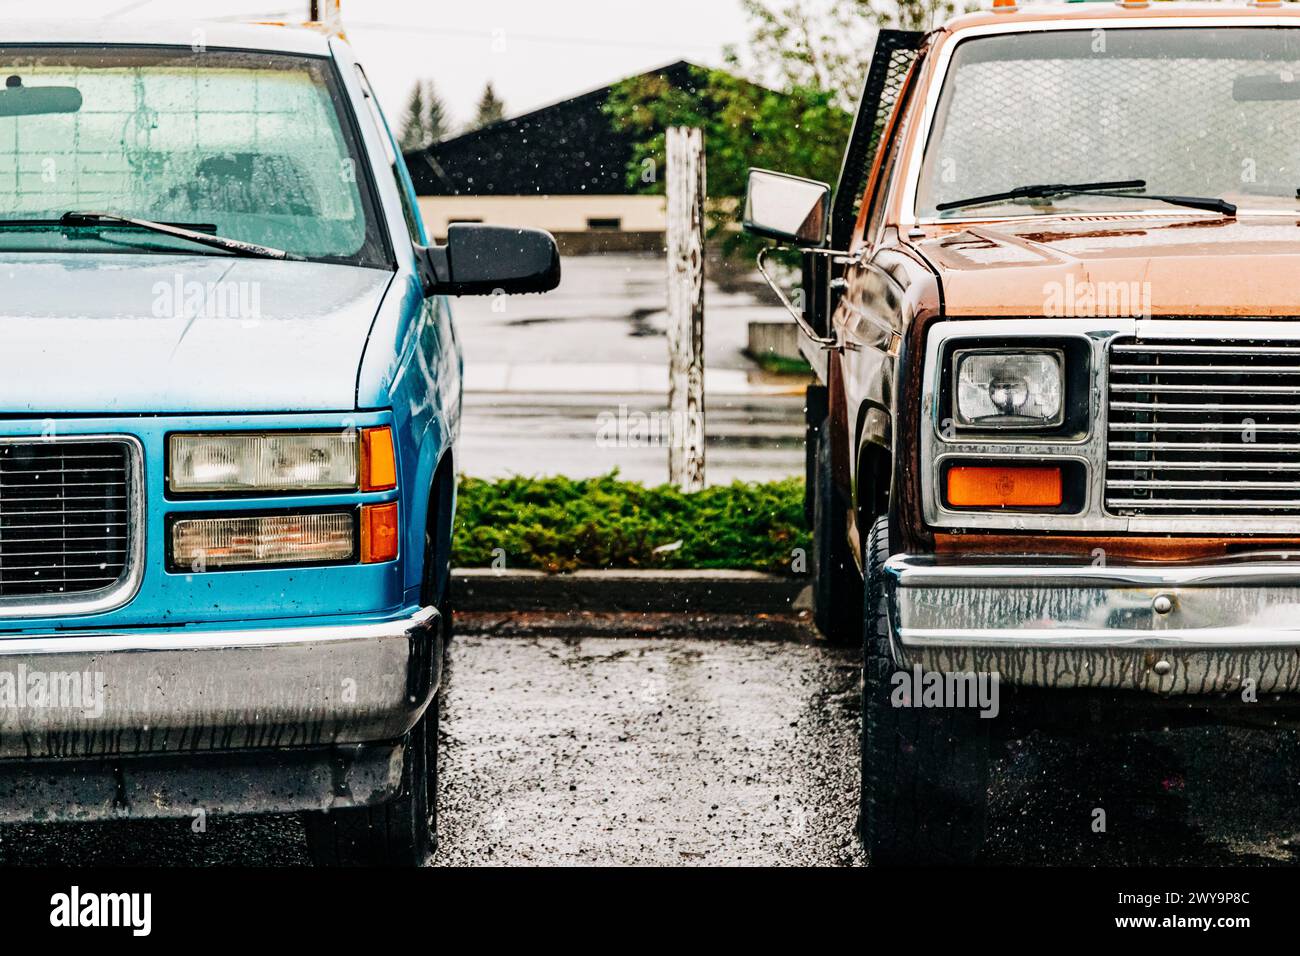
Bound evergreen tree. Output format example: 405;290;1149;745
423;81;449;144
397;81;428;150
398;80;451;150
471;82;506;130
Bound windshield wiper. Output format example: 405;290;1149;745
49;211;300;260
0;216;220;233
935;179;1237;217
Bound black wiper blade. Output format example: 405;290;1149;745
935;180;1146;212
0;217;218;232
935;179;1238;217
1086;190;1236;216
56;211;300;260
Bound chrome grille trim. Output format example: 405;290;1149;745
1106;336;1300;520
922;319;1300;535
0;435;144;619
920;317;1121;534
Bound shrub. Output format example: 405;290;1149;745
453;473;809;574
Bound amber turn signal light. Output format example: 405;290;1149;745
361;502;399;563
946;466;1062;508
360;426;397;491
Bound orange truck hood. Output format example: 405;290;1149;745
911;214;1300;317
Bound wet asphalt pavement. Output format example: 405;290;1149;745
455;253;807;486
432;631;864;865
453;253;783;371
1;622;1300;866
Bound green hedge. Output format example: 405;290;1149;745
453;473;809;574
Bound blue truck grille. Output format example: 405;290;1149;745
0;440;132;597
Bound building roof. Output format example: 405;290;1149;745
404;60;705;197
0;19;333;55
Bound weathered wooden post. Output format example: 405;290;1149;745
665;126;706;492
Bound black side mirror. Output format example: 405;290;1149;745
418;224;561;297
742;168;831;248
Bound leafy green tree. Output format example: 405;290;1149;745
731;0;957;103
605;66;850;246
470;82;507;131
604;0;959;251
397;80;450;151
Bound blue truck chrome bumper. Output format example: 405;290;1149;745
886;556;1300;694
0;606;441;759
0;606;442;821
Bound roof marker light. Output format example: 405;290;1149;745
1116;0;1150;8
992;0;1018;11
251;1;347;39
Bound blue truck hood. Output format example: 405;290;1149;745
0;254;394;414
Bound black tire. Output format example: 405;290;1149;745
305;702;438;866
812;419;862;644
305;503;451;867
859;515;990;865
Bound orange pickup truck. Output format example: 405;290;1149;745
744;1;1300;863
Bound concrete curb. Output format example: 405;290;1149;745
456;611;817;641
452;568;810;614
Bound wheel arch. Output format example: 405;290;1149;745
421;448;456;607
854;404;892;535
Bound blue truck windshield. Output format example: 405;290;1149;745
0;46;388;267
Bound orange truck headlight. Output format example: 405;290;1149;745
946;466;1062;509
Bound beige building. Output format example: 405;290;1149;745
417;195;668;253
403;61;702;252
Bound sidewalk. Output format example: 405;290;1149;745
464;361;806;397
453;254;808;483
458;389;805;484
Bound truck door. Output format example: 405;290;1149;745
822;29;926;530
802;29;925;374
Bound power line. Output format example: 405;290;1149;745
209;10;299;21
345;20;720;54
89;7;721;54
104;3;301;20
100;0;156;18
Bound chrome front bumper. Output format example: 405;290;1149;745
887;557;1300;694
0;606;442;759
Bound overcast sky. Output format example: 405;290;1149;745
3;0;757;131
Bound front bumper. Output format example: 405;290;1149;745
887;557;1300;694
0;606;442;759
0;606;441;821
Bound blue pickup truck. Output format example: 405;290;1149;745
0;19;558;864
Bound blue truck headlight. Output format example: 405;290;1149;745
168;432;358;494
170;511;357;571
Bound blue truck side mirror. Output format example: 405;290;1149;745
418;223;561;297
